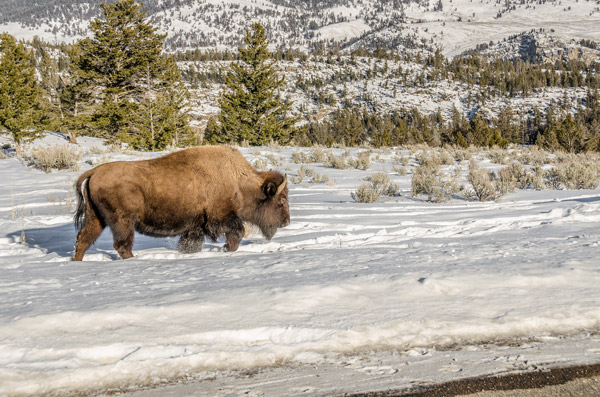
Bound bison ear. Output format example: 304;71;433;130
263;174;287;198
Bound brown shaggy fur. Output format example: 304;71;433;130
72;146;290;260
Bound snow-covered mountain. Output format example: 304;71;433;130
1;0;599;56
1;0;599;132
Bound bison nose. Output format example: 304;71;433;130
282;217;290;227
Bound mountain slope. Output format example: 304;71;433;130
0;0;599;56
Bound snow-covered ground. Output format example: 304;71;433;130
1;135;599;396
403;0;600;57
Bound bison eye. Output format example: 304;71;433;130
280;198;287;205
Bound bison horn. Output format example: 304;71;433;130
276;174;287;195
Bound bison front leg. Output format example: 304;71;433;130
178;229;204;254
224;215;244;252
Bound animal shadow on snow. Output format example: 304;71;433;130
8;224;181;260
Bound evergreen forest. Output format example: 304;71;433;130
1;0;599;153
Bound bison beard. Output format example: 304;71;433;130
71;146;290;261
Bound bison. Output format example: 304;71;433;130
72;146;289;260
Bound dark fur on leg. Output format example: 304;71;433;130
110;217;136;259
206;213;245;252
178;229;205;253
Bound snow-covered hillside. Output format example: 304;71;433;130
183;50;596;130
0;0;599;56
1;135;599;395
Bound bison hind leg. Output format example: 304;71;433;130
178;229;204;254
110;218;136;259
72;211;105;261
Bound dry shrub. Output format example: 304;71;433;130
352;182;381;203
267;140;281;152
493;160;547;193
290;165;306;184
24;145;82;173
438;149;455;165
411;163;459;203
369;172;399;196
291;151;308;164
393;165;407;176
265;153;282;167
393;154;410;166
528;165;546;190
487;149;508;165
348;151;372;170
311;146;326;163
304;167;329;183
108;143;143;157
405;143;430;154
325;152;348;169
516;147;552;166
86;146;106;155
352;172;398;203
546;159;600;190
86;155;112;167
495;162;527;194
253;158;268;171
415;151;442;168
293;148;327;164
449;146;473;162
544;168;562;190
291;166;329;185
466;160;498;201
312;172;329;184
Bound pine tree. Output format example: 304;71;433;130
59;45;94;144
526;106;543;145
584;120;600;152
0;33;43;147
206;23;298;145
131;56;194;150
469;114;492;147
495;106;518;143
70;0;191;149
331;108;364;146
38;50;62;133
536;105;561;151
449;106;469;145
556;114;583;153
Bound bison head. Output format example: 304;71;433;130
256;172;290;240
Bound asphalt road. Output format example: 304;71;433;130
349;363;600;396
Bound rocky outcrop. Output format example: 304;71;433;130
476;32;600;65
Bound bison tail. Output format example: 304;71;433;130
73;169;94;232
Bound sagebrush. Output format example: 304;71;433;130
23;145;82;173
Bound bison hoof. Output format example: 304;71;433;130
179;247;202;254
